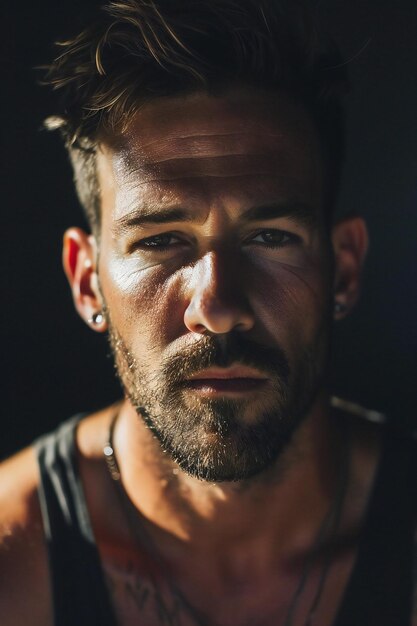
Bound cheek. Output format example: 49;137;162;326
247;256;331;347
99;253;186;351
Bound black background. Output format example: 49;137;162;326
1;1;416;459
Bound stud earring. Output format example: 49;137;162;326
334;301;348;314
88;312;104;325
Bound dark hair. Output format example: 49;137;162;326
43;0;348;233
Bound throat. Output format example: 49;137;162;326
106;396;351;555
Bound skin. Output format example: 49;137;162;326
2;89;408;626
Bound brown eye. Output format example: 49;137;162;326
249;230;299;247
138;233;183;249
143;234;175;247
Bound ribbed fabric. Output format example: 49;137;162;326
35;415;416;626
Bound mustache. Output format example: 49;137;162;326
160;333;290;386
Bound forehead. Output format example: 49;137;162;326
97;90;324;221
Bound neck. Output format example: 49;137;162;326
111;391;344;564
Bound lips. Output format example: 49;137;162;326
185;378;267;392
183;366;268;394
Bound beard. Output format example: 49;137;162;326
107;319;328;483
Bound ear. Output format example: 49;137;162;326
331;216;369;320
62;228;107;332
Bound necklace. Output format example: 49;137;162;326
104;414;350;626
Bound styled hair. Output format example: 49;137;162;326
43;0;348;233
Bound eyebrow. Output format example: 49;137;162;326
112;202;318;237
112;207;193;237
242;203;318;227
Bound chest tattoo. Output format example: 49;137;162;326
105;560;190;626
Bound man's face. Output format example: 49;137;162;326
96;90;334;482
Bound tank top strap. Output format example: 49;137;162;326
35;416;117;626
334;423;417;626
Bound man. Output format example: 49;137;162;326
0;1;415;625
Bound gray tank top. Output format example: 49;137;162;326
35;414;417;626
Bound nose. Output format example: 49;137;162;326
183;251;255;335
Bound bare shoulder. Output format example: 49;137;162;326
0;405;120;626
0;446;52;626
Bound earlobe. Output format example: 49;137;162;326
62;228;107;332
331;216;369;319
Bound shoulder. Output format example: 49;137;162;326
0;405;120;626
0;445;52;626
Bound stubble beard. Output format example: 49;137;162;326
106;319;329;483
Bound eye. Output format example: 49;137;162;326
135;233;184;250
247;229;300;248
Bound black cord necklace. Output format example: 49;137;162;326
104;414;350;626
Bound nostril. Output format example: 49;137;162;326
193;323;207;334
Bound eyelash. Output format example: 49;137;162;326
134;233;185;252
246;230;300;248
134;229;300;252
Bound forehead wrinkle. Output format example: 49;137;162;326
117;172;310;188
119;152;316;187
117;126;302;175
121;137;300;174
129;152;268;168
129;130;288;153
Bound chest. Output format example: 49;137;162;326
102;546;358;626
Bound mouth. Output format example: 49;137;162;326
182;366;268;396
